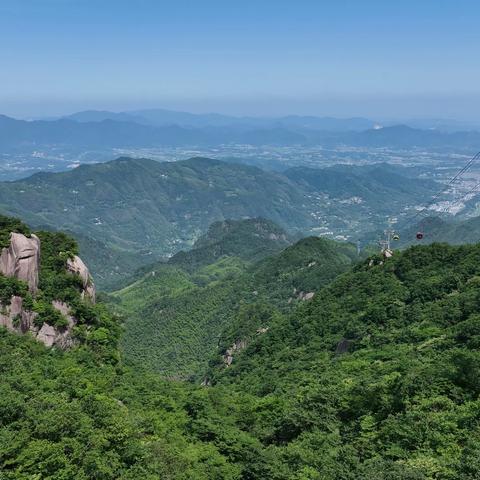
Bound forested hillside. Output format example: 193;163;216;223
205;242;480;478
0;157;440;289
112;220;360;378
0;216;264;479
3;213;480;478
168;218;291;273
285;162;438;211
400;216;480;246
0;157;312;288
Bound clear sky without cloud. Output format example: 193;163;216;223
1;0;479;119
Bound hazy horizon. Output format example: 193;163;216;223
3;95;480;124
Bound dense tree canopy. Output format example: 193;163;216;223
1;213;480;478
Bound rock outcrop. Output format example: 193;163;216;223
0;295;34;332
223;339;248;366
67;255;96;302
0;232;95;348
222;328;269;366
291;288;315;302
34;300;77;349
0;296;77;349
0;232;40;292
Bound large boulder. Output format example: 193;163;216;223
0;232;95;348
66;255;96;302
0;233;40;292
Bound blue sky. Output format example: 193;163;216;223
1;0;479;119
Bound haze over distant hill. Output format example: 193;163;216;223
65;108;377;131
2;113;480;154
65;109;480;132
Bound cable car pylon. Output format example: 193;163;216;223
379;228;395;258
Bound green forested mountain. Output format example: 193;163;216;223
2;211;480;478
206;242;480;478
168;218;291;272
0;157;312;289
285;162;438;212
112;221;360;379
0;157;441;289
400;215;480;246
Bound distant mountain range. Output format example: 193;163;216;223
65;108;377;131
65;109;480;132
0;157;440;288
2;113;480;152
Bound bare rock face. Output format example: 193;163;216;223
36;323;57;348
0;295;23;331
297;291;315;301
66;255;96;302
223;339;248;366
51;300;77;348
0;296;77;348
0;233;40;292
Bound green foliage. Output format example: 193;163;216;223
116;264;239;379
170;218;291;272
113;234;359;379
3;216;480;478
0;330;263;479
0;275;29;305
0;157;313;289
32;301;68;329
249;236;360;309
205;242;480;478
36;231;82;304
0;215;30;249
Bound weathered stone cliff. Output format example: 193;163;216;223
0;232;40;292
0;232;95;348
67;255;96;302
0;297;76;348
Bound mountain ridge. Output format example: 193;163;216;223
0;157;313;288
2;113;480;151
0;156;443;288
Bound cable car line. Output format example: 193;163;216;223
401;150;480;232
377;150;480;252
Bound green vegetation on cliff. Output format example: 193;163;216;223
0;216;120;357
